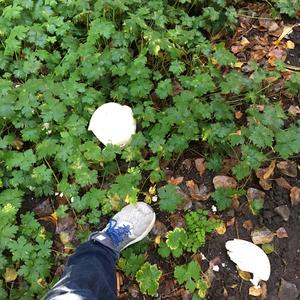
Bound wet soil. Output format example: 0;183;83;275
117;143;300;300
176;152;300;300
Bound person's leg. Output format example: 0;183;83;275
44;241;118;300
45;202;156;300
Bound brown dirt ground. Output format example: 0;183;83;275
118;144;300;300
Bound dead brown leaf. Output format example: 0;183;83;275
270;26;284;37
251;49;266;61
56;213;75;233
282;71;292;80
241;36;250;47
288;105;300;116
172;80;183;96
251;227;275;245
34;198;54;218
12;137;24;150
56;193;69;205
231;45;242;54
269;22;279;33
167;176;184;186
263;160;276;180
193;252;207;265
275;177;292;190
255;104;265;112
264;76;278;84
259;178;272;190
290;186;300;206
259;19;279;33
235;111;243;119
128;283;139;298
232;194;240;210
177;196;193;211
256;168;272;190
267;47;286;66
54;264;65;277
118;292;129;300
186;180;210;201
152;220;168;236
160;279;176;297
260;282;268;299
226;217;235;227
181;158;192;171
274;205;290;221
243;220;254;231
203;256;221;290
221;158;238;175
213;175;237;189
180;289;192;300
277;161;298;177
169;214;185;228
247;188;265;201
276;227;289;238
195;158;206;176
56;213;76;247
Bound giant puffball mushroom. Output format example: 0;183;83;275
88;102;136;147
225;239;271;287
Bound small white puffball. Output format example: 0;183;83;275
88;102;136;147
225;239;271;287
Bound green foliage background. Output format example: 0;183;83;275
0;0;299;298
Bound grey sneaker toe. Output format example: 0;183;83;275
90;202;156;252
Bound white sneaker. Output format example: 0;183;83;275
90;202;156;252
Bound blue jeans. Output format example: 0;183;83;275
44;241;118;300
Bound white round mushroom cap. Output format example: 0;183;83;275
88;102;136;147
225;239;271;287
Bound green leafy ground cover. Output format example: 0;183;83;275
0;0;300;298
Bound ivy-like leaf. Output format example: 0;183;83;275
158;184;184;212
136;263;162;296
249;124;274;148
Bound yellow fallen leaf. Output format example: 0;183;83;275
37;278;48;288
286;40;295;49
51;211;58;223
249;286;263;297
154;235;161;245
211;58;218;65
215;223;226;235
273;25;295;46
234;61;244;68
285;64;300;71
4;267;17;282
149;185;156;195
116;271;124;295
240;36;250;47
239;270;252;281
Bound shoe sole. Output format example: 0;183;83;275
121;211;156;251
